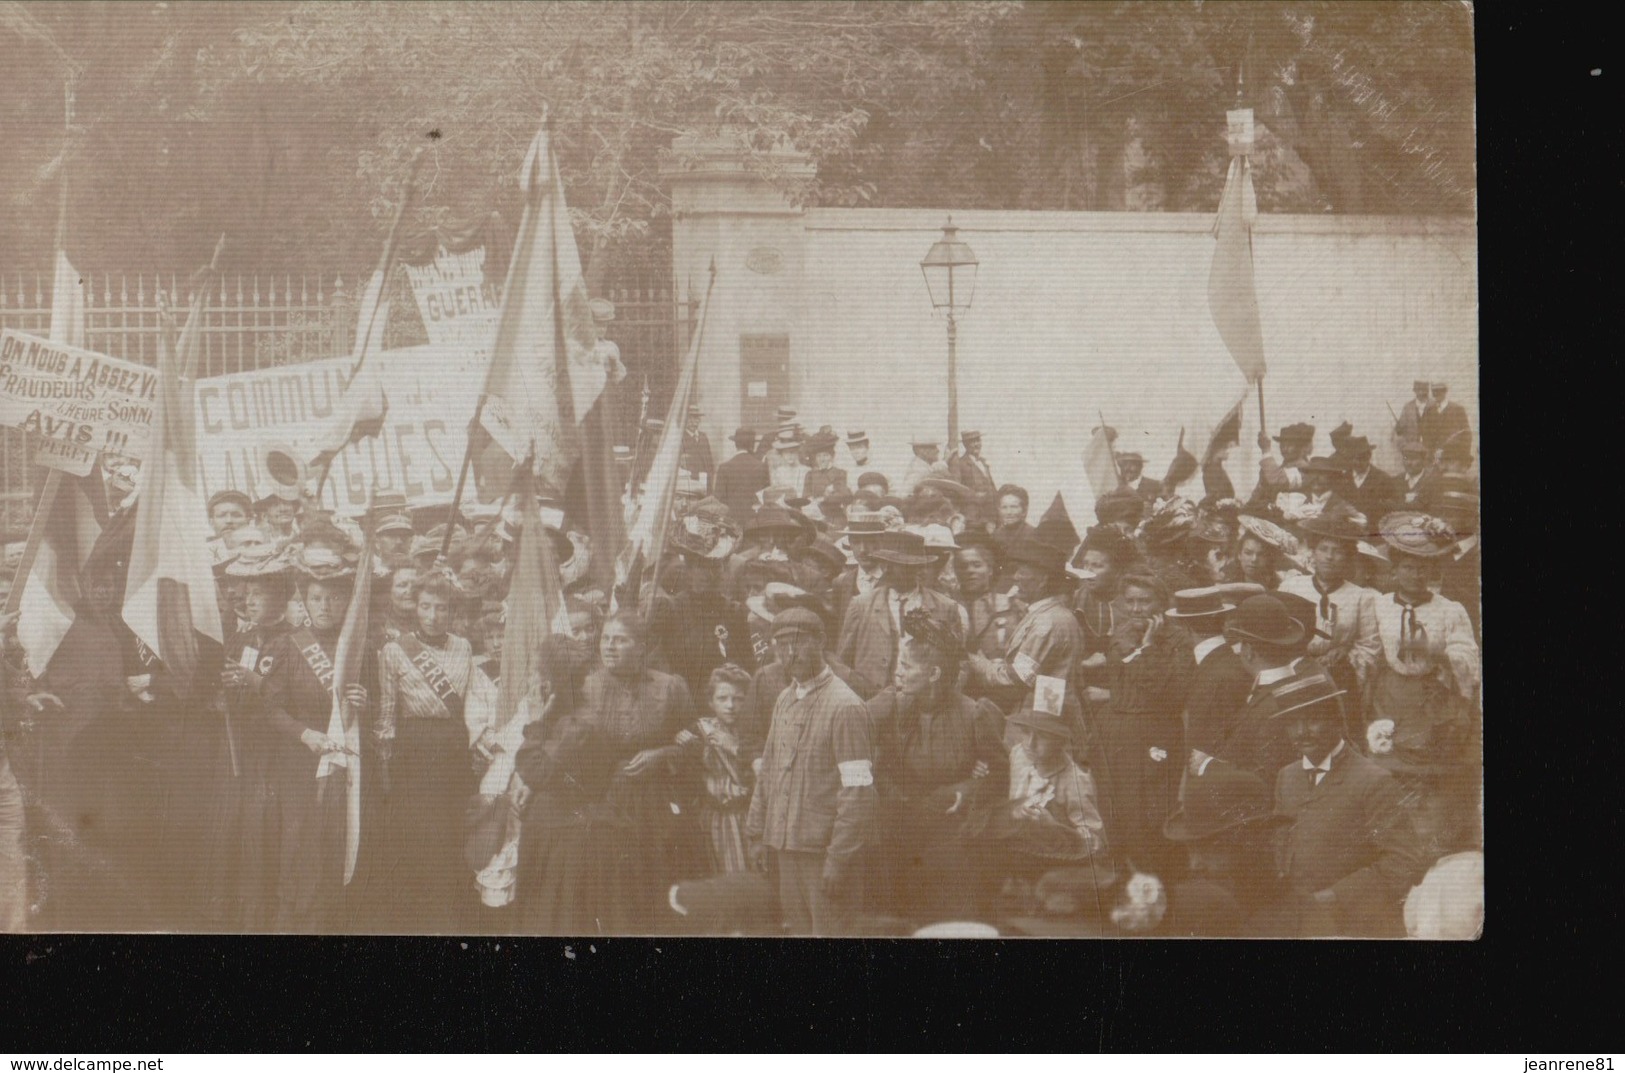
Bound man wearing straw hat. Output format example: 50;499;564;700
1268;666;1424;937
835;530;963;698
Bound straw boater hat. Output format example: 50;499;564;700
909;431;939;448
771;428;803;452
1378;512;1459;559
1164;586;1237;622
669;497;741;561
845;429;869;448
588;297;615;322
1263;663;1347;722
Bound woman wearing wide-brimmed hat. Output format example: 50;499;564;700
258;543;375;931
215;541;297;929
1226;514;1304;592
1366;513;1480;770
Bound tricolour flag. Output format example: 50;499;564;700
122;246;227;695
1208;151;1267;384
614;268;716;617
477;121;605;493
12;243;94;672
495;471;570;742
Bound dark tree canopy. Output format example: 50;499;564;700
1;1;1475;275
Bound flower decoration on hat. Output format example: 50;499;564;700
901;607;965;660
1378;512;1458;558
286;542;357;581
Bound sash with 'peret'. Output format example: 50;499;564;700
395;632;466;723
290;628;337;693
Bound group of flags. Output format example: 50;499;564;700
14;102;1267;730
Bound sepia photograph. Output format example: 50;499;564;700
0;0;1479;940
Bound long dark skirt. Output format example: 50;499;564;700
377;717;474;933
1091;705;1181;876
271;747;347;933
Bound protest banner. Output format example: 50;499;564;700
0;327;156;475
402;244;502;359
193;342;486;516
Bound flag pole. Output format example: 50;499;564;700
6;74;79;618
437;393;487;565
315;148;425;500
1255;378;1267;441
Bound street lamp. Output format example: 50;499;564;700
919;216;978;449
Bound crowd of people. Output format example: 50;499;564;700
0;380;1482;937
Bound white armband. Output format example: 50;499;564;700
1012;652;1040;685
837;759;874;788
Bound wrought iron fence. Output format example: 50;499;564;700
0;271;692;535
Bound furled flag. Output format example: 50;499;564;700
1201;399;1246;502
1208;109;1267;384
478;117;625;592
1161;428;1200;495
477;120;606;494
496;469;571;742
12;231;97;673
122;241;228;695
316;501;375;885
614;267;716;617
308;153;421;478
1082;419;1120;503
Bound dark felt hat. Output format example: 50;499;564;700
1278;423;1316;445
1224;595;1306;648
1005;535;1069;577
731;426;757;448
1300;456;1347;476
866;529;936;567
1164;763;1287;842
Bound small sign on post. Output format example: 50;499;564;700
1225;108;1256;157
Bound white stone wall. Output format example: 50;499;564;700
674;191;1476;521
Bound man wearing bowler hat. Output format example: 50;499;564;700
714;427;770;521
1191;594;1319;783
1334;434;1401;524
745;607;876;935
1420;381;1472;462
1268;668;1425;937
835;530;964;698
1162;761;1288;936
1115;452;1162;506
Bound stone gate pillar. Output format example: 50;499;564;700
663;133;813;456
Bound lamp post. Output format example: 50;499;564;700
919;216;978;450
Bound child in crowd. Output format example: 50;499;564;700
677;663;757;874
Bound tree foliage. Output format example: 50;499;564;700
0;1;1474;275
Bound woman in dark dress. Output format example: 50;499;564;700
515;613;699;934
216;543;296;930
1089;571;1192;878
866;610;1008;922
373;570;496;933
259;544;374;932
